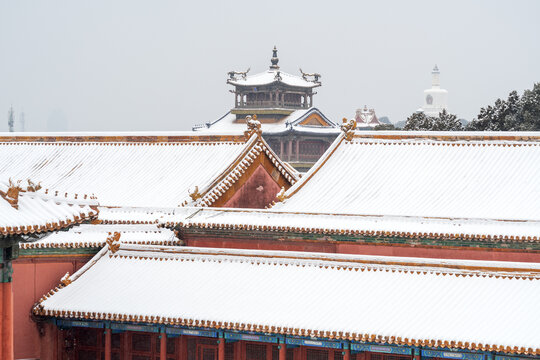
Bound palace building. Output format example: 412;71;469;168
0;127;298;360
1;127;540;360
193;47;340;172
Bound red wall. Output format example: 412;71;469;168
12;259;88;359
224;165;281;209
185;236;540;263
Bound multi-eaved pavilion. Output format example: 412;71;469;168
193;47;340;171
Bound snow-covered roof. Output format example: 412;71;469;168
0;131;296;208
20;223;176;249
194;108;339;135
0;180;98;237
35;244;540;356
160;207;540;243
274;132;540;221
227;69;320;89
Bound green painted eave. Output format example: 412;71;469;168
18;246;100;258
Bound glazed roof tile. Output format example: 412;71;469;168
195;108;339;134
227;69;319;88
35;244;540;356
274;132;540;221
0;180;98;237
160;207;540;243
20;224;176;249
0;132;291;208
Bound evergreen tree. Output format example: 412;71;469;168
403;110;463;131
466;83;540;131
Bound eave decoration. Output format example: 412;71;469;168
340;117;357;141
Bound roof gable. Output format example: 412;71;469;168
188;129;298;207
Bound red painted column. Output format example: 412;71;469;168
1;281;14;359
343;348;350;360
179;335;188;360
234;340;241;360
0;281;3;360
218;337;225;360
104;328;112;360
266;343;273;360
160;333;167;360
279;342;286;360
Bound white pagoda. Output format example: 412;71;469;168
420;65;448;117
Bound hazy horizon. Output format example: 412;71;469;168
1;0;539;132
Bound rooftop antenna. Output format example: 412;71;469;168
8;105;14;132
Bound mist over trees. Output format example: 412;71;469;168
465;83;540;131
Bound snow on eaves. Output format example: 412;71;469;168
20;223;177;249
0;180;98;237
227;69;319;88
35;244;540;355
160;207;540;242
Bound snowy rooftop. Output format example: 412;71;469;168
273;131;540;221
194;108;339;134
0;132;290;208
0;180;98;237
35;244;540;355
20;223;176;249
161;207;540;243
227;69;320;88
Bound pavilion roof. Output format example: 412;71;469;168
194;108;339;134
227;69;320;89
0;179;98;237
34;244;540;356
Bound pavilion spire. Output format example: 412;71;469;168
270;46;279;70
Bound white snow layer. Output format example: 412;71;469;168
0;180;97;234
0;139;248;207
39;244;540;352
275;135;540;221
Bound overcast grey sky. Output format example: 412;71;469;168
1;0;539;132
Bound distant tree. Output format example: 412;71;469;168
374;123;396;130
378;116;391;124
433;109;463;131
466;83;540;131
403;112;433;131
403;110;463;131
